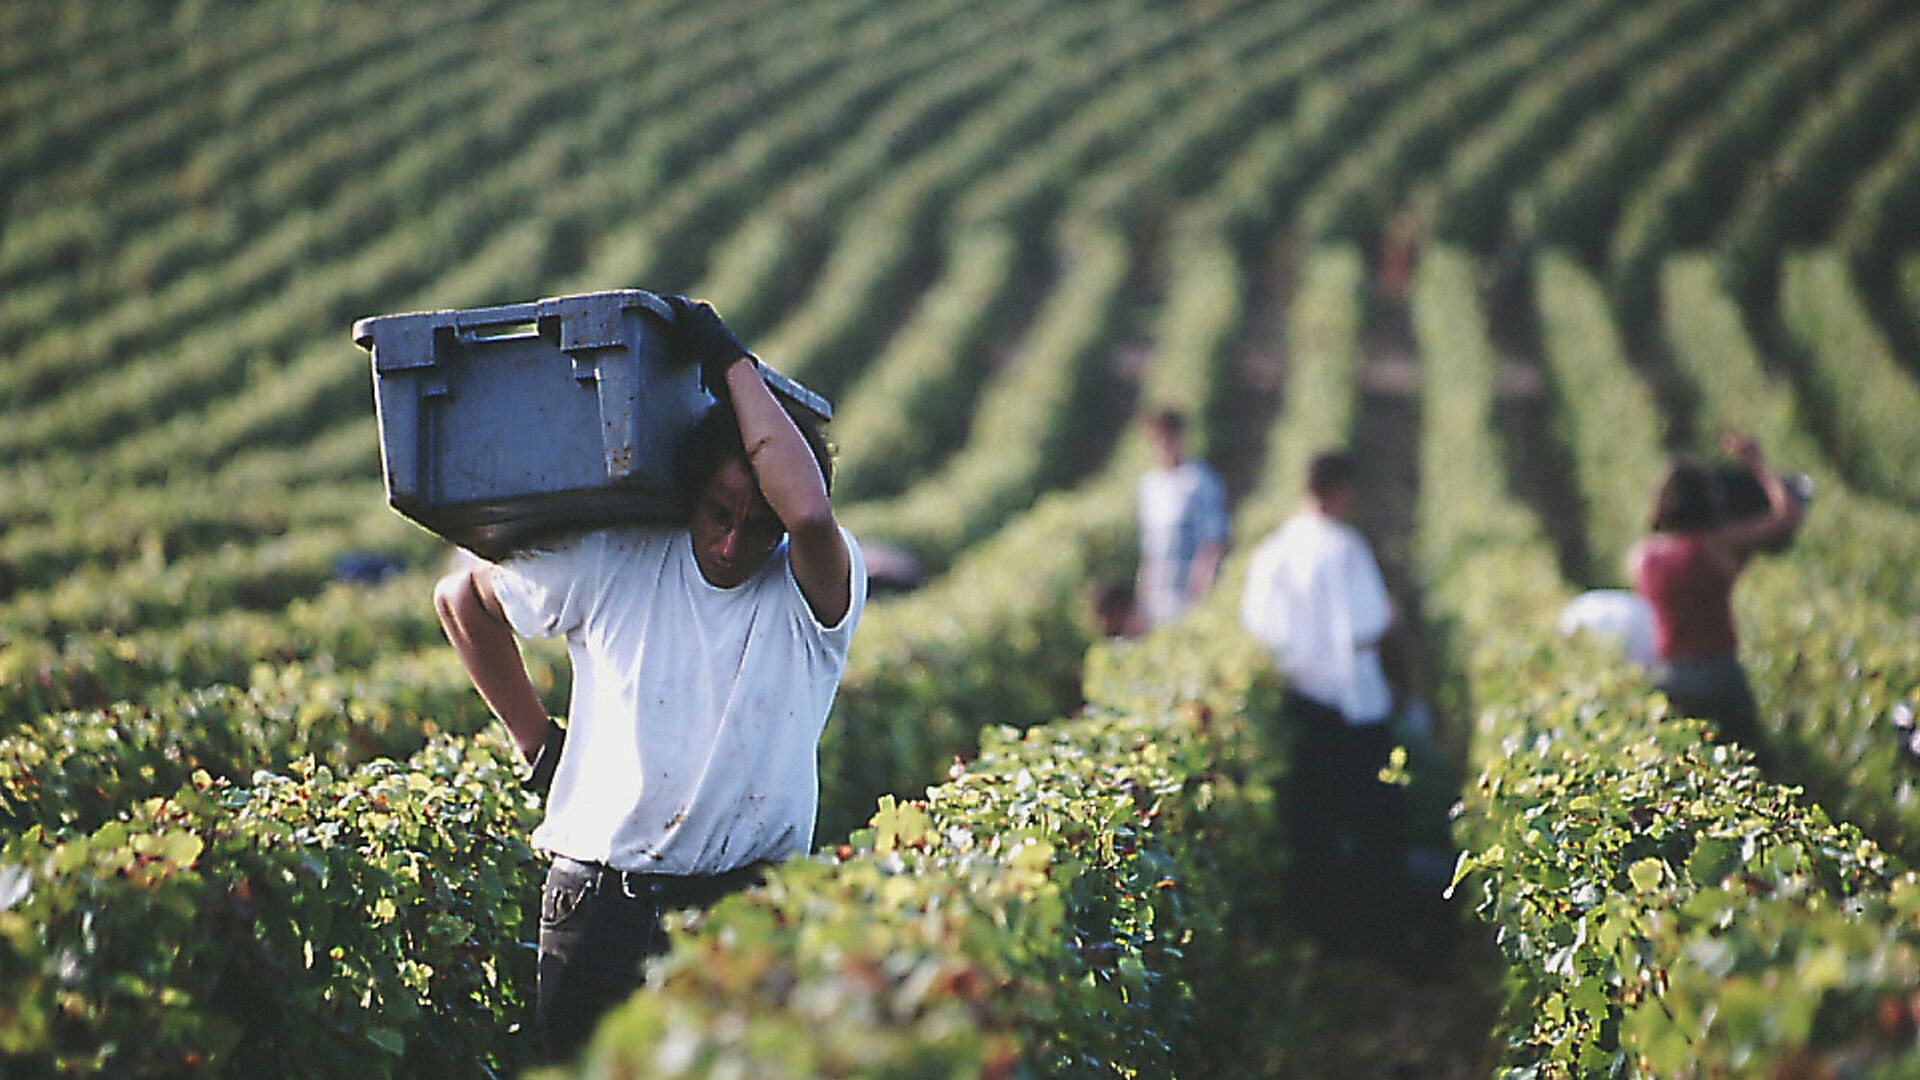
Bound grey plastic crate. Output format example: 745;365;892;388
353;289;830;560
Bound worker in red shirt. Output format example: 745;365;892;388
1630;432;1802;764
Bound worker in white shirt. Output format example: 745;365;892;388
434;297;868;1062
1135;408;1229;630
1240;450;1404;933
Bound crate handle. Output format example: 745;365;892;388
460;320;540;343
453;301;545;344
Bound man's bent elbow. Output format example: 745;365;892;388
434;568;492;637
786;510;840;548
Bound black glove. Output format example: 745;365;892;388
521;718;566;796
665;294;756;398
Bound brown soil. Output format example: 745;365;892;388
1483;255;1597;586
1213;234;1296;506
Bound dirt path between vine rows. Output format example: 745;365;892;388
1484;256;1595;588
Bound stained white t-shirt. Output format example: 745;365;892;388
490;526;867;874
1137;460;1229;627
1240;510;1393;724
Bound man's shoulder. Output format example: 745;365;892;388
598;523;682;552
498;524;679;576
1248;523;1299;565
1271;510;1320;541
1265;512;1359;555
1327;521;1380;569
1328;516;1368;545
1185;459;1225;486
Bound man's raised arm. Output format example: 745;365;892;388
670;296;852;626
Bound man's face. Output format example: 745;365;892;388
1321;482;1357;521
1147;422;1182;468
690;457;784;588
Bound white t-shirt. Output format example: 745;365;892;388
1240;510;1393;724
490;526;867;874
1557;589;1656;671
1137;460;1229;627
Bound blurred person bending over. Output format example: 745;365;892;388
1631;432;1801;765
433;298;868;1063
1241;450;1403;933
1135;408;1229;630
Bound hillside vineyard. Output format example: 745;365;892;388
3;0;1920;1074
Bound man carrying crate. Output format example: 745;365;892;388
432;298;868;1062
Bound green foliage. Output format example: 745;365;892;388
1737;574;1920;859
0;483;377;597
0;733;543;1076
1234;243;1366;543
1530;250;1666;583
828;229;1024;501
1138;226;1243;462
1423;0;1739;248
1628;876;1920;1077
1657;258;1920;864
1776;250;1920;507
1833;106;1920;285
0;512;433;647
820;482;1134;844
0;646;566;834
0;572;471;721
819;203;1252;844
1718;22;1920;298
1297;0;1608;245
1605;0;1892;314
1515;0;1811;259
841;218;1131;570
1452;660;1899;1075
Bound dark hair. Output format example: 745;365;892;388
1649;459;1717;534
1144;408;1186;437
1307;450;1355;499
681;399;834;505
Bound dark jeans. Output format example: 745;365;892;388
536;856;765;1064
1658;653;1767;768
1284;691;1406;936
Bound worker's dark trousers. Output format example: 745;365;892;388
1657;653;1769;770
1283;691;1406;934
534;856;763;1064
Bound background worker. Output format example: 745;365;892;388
1631;431;1802;764
1240;450;1403;937
1135;408;1229;630
433;297;868;1062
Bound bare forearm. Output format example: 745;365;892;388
721;359;852;623
1186;543;1225;600
724;359;832;531
1727;434;1801;532
453;630;550;760
434;576;550;760
1751;459;1794;517
1735;458;1804;554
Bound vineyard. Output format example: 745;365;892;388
3;0;1920;1074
